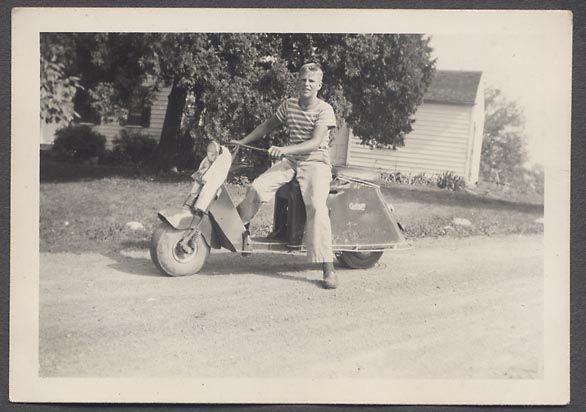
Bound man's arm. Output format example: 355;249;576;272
268;124;331;158
231;115;282;146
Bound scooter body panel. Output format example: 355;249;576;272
157;185;245;252
327;179;406;249
206;185;247;252
157;176;406;256
272;177;407;251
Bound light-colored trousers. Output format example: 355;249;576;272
190;148;232;212
238;158;334;263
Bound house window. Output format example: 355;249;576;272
73;84;153;127
73;89;101;124
126;104;151;128
123;87;152;128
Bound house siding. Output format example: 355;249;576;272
329;121;351;166
40;85;172;148
40;120;67;144
346;103;473;177
92;86;171;147
468;81;485;184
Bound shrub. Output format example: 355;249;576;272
98;149;129;166
380;170;466;191
436;171;466;191
380;171;436;186
52;124;106;162
111;129;158;165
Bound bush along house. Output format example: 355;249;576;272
330;70;485;185
41;83;173;149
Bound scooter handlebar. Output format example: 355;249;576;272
229;141;293;162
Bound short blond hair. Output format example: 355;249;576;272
299;62;324;80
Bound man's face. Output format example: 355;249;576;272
297;70;322;99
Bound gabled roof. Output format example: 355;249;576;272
424;70;483;105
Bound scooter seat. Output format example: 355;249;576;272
273;172;342;196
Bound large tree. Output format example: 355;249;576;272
480;87;529;185
323;34;435;148
266;34;435;147
148;33;435;169
141;33;294;169
40;33;156;124
41;33;436;170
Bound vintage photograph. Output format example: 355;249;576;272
10;8;570;404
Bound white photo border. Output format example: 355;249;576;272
10;7;571;404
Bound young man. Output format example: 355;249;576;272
230;62;338;289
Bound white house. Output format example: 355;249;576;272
330;70;485;184
40;85;173;148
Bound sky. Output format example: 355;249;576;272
428;33;566;167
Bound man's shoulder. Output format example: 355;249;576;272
282;97;334;114
317;98;334;111
277;97;297;112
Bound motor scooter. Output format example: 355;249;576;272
150;145;409;277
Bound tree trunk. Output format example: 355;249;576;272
154;78;188;170
175;85;205;171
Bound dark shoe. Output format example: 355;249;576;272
322;263;338;289
241;223;252;256
266;227;286;240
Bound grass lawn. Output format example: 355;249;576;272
377;181;543;238
40;160;544;255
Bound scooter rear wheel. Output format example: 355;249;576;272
150;223;210;276
335;251;383;269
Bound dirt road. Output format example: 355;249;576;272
39;234;543;379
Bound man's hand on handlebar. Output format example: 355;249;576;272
268;146;287;159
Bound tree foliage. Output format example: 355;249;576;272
41;33;436;170
130;33;296;169
40;34;82;124
331;34;435;147
480;88;528;184
267;34;435;147
40;33;156;125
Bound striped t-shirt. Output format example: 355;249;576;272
275;98;337;164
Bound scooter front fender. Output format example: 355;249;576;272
157;208;218;249
157;207;194;230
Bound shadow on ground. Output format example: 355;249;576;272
40;157;263;184
107;249;325;287
40;157;189;183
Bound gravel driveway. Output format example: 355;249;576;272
39;234;543;379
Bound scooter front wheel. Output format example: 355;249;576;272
335;251;383;269
150;223;210;276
